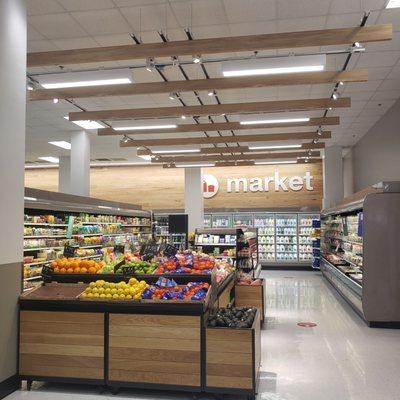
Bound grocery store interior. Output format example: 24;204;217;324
1;1;400;400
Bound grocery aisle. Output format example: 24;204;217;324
7;271;400;400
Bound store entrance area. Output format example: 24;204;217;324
6;271;400;400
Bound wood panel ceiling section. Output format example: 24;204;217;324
137;143;325;156
99;117;339;136
70;98;350;121
27;24;392;67
29;70;367;101
151;150;321;164
121;131;331;147
163;159;321;168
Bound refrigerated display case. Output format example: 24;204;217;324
211;213;232;228
233;213;253;227
275;213;298;263
203;212;320;267
320;182;400;327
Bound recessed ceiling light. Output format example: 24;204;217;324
49;141;71;150
222;55;326;77
248;144;302;150
152;149;201;154
176;163;215;168
386;0;400;7
138;155;153;161
181;115;187;120
37;69;133;89
207;90;215;96
53;98;59;104
113;124;177;131
64;116;105;130
192;55;202;64
254;160;297;165
39;156;59;164
240;117;310;125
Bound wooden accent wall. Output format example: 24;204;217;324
25;162;323;210
108;314;201;387
19;311;104;380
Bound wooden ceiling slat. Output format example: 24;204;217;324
27;24;392;67
121;131;331;147
99;116;339;136
137;142;325;156
70;98;350;121
162;159;321;167
152;150;321;163
29;70;367;101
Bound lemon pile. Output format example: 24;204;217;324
81;278;149;300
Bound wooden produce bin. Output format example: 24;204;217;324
19;311;104;383
235;279;266;323
108;313;202;391
205;309;261;400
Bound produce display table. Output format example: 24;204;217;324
18;273;261;400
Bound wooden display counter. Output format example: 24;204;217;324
18;275;261;399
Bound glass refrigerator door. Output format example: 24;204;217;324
275;214;298;262
254;213;275;262
204;214;212;228
298;213;319;262
212;214;232;228
233;213;253;227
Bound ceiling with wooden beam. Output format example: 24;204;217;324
24;0;400;167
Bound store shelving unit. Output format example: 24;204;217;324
153;213;188;248
204;212;319;268
194;227;260;278
23;188;152;291
320;182;400;327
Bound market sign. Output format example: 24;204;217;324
203;171;314;198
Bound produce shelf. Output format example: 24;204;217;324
24;223;67;227
23;246;64;252
24;235;67;239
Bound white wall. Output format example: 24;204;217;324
353;99;400;192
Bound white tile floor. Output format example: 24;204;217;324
7;271;400;400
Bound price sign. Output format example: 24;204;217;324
141;240;159;261
163;243;178;257
63;244;79;258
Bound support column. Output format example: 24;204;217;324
343;148;355;199
70;131;90;197
0;0;26;394
58;156;71;194
323;145;344;209
184;168;204;233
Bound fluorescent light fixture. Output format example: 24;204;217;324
39;156;59;164
386;0;400;7
240;117;310;125
176;163;215;168
49;141;71;150
113;124;177;131
53;98;59;103
37;69;133;89
64;116;105;130
152;149;201;154
207;90;215;96
181;115;187;120
222;55;326;77
254;160;297;165
98;205;112;210
138;155;153;161
24;197;37;201
249;144;302;150
332;92;339;100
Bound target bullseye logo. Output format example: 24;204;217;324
203;174;219;199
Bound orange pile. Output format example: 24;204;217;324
51;258;105;274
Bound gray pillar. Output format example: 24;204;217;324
70;131;90;196
343;148;355;199
0;0;26;390
323;145;344;209
184;168;204;233
58;155;71;194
